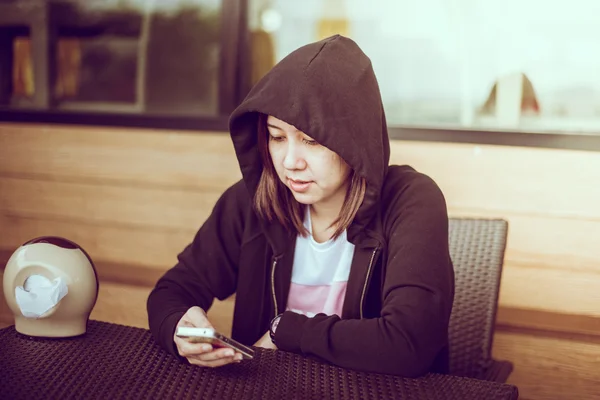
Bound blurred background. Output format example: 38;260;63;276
1;1;599;400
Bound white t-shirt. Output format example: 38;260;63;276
285;208;356;317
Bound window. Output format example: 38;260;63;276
2;0;600;148
0;0;229;118
247;0;600;135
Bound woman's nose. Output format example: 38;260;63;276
282;142;307;170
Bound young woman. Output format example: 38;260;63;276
147;35;454;377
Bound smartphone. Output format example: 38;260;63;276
175;327;255;360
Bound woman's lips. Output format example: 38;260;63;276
288;178;312;193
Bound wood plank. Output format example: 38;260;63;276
450;208;600;274
0;214;195;269
497;307;600;337
500;263;600;317
0;123;242;189
449;209;600;318
390;140;600;219
89;283;153;329
0;176;222;231
492;328;600;400
3;123;600;219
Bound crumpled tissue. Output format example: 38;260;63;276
15;275;69;318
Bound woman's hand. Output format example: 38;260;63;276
174;306;243;367
253;331;277;350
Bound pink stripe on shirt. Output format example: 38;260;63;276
286;281;348;317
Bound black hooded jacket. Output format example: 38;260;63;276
147;35;455;377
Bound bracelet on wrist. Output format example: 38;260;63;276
269;313;283;345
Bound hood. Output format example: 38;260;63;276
229;34;390;247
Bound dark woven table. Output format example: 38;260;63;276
0;320;518;399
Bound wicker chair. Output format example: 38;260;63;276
447;218;513;383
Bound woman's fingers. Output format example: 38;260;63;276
187;348;243;367
176;340;213;358
188;356;237;368
194;347;237;361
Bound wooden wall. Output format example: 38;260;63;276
1;123;599;399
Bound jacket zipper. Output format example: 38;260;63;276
270;257;279;317
359;247;379;319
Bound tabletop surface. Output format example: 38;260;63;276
0;320;519;400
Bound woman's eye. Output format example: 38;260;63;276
270;136;285;142
303;138;318;146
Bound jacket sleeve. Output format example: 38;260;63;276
146;180;247;358
274;174;455;377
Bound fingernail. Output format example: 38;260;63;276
227;350;235;356
201;345;211;352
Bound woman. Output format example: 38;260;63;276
147;35;454;377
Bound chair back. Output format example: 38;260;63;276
447;218;509;378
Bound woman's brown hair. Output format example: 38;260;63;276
253;113;366;240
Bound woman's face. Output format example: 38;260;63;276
267;115;351;211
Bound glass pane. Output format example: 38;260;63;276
55;37;139;103
144;1;221;116
248;0;600;134
12;32;34;99
0;26;32;105
51;0;221;115
52;1;142;105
